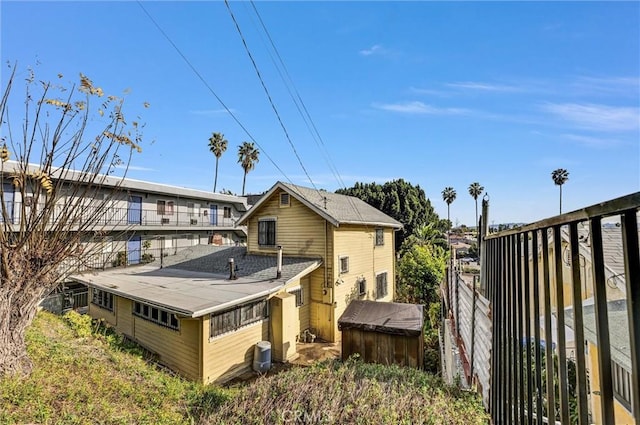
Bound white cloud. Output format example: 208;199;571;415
560;133;624;149
373;101;470;115
115;164;154;172
542;103;640;132
446;81;521;92
359;44;383;56
572;76;640;97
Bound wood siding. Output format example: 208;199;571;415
281;277;311;336
331;225;396;340
246;189;327;259
202;318;270;384
341;329;423;369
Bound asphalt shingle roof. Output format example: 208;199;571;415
240;181;402;229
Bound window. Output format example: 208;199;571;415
375;228;384;246
376;272;388;299
280;193;290;207
357;278;367;297
210;299;268;338
157;200;174;215
339;256;349;274
289;287;304;307
258;218;276;246
223;206;232;218
92;289;114;311
613;361;633;412
133;301;179;330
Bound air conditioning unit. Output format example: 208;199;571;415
190;219;198;225
161;218;170;224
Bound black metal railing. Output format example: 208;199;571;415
484;192;640;424
1;201;242;228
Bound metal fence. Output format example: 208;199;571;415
41;288;89;315
484;192;640;424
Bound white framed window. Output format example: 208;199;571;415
288;287;304;307
223;206;232;218
339;256;349;274
258;217;277;246
376;272;388;299
133;301;179;330
92;289;114;311
375;228;384;246
280;193;290;207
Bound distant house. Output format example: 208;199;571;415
73;181;402;383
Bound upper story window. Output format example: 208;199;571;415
157;200;175;216
375;228;384;246
357;278;367;297
339;256;349;274
92;289;114;311
223;206;232;218
258;217;276;246
280;193;290;207
376;272;388;299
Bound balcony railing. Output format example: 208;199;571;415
1;202;242;228
481;192;640;424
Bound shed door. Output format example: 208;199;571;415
128;196;142;224
127;236;141;265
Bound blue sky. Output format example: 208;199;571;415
1;1;639;226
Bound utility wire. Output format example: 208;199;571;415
136;1;295;192
224;0;321;195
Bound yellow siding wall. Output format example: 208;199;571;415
331;225;396;341
87;291;201;381
246;189;327;259
280;276;311;337
202;318;269;384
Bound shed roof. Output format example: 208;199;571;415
238;181;402;229
70;245;321;318
338;300;424;337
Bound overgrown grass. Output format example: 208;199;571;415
203;356;488;425
0;311;231;425
1;311;487;424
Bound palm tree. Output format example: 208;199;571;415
551;168;569;214
441;187;457;247
468;182;484;230
208;132;227;193
237;141;260;196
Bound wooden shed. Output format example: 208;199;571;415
338;300;424;369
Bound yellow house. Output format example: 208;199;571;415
72;181;401;383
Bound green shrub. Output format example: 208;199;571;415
62;310;92;338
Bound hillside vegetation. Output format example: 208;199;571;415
0;311;487;424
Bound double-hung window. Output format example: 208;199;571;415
258;218;276;246
375;228;384;246
376;272;388;299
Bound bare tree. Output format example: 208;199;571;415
0;66;144;377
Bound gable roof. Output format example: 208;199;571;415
238;181;402;229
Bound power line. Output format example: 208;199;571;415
224;0;321;196
136;1;295;193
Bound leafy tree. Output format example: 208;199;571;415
336;179;440;251
208;132;227;193
401;221;447;253
396;243;446;307
0;67;144;377
467;182;484;229
551;168;569;214
441;187;457;245
237;141;259;196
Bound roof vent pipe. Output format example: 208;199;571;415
276;245;283;279
229;258;237;280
